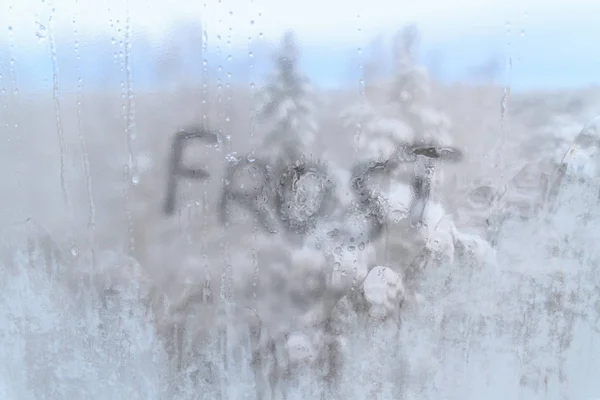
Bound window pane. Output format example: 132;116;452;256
1;0;599;398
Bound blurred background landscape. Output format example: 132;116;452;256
2;0;600;399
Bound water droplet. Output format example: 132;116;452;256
348;245;356;252
226;152;240;164
71;246;78;257
333;262;341;270
131;174;140;185
358;242;365;251
391;209;407;222
250;20;255;25
35;21;47;41
334;246;342;255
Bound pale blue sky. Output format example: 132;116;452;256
0;0;552;46
1;0;599;91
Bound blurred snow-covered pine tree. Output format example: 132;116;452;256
255;31;320;164
338;25;464;272
341;25;453;165
388;25;452;148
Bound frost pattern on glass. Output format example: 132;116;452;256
2;6;600;400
